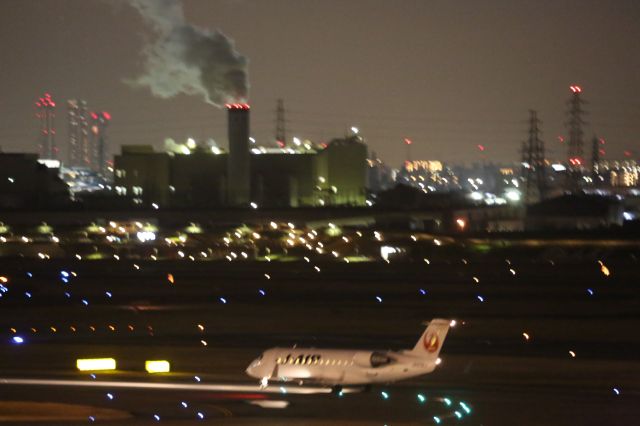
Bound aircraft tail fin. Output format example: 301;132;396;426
410;319;450;360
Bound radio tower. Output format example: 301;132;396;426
566;85;587;191
35;93;57;159
275;98;286;147
520;110;546;204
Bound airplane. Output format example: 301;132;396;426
246;319;451;389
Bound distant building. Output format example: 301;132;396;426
396;160;458;192
525;194;624;230
0;154;70;209
597;160;639;188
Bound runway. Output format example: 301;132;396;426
1;254;639;424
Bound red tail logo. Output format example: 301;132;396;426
423;332;439;353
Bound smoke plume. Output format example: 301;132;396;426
127;0;248;106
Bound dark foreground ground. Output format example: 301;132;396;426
0;249;639;425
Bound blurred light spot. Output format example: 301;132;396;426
106;393;114;400
375;296;383;303
181;401;188;408
476;295;484;302
12;336;24;344
522;332;530;341
569;350;576;358
613;387;621;395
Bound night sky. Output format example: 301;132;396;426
0;0;638;167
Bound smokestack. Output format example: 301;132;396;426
226;103;251;206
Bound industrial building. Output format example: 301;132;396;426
114;104;367;208
0;154;70;209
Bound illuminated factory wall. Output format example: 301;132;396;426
113;137;368;208
315;136;368;206
227;104;251;206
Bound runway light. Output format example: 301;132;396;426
146;360;170;373
459;401;471;414
219;297;227;304
12;336;24;344
197;412;204;419
76;358;116;371
0;276;8;283
375;296;383;303
167;274;174;284
443;397;452;406
569;350;576;358
280;386;287;394
153;414;160;421
194;376;201;382
106;392;114;400
380;391;389;400
587;288;594;296
522;332;530;341
449;320;457;327
181;401;188;408
613;387;621;395
417;393;426;403
200;340;208;346
433;416;441;424
454;411;463;419
419;288;427;295
476;295;484;302
258;289;266;296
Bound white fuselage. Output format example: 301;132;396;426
246;347;437;386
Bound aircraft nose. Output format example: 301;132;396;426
245;360;260;378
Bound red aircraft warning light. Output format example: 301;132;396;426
404;138;412;145
570;85;582;93
225;103;250;110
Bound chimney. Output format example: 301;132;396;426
226;103;251;206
